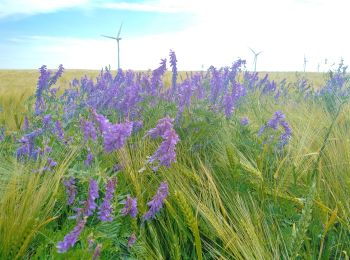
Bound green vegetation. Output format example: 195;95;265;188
0;63;349;259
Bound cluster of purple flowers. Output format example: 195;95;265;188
81;119;97;141
64;177;77;206
57;218;87;253
176;79;194;123
145;117;180;171
93;110;133;153
121;195;138;218
143;181;169;221
150;59;167;95
259;111;292;147
169;50;178;92
223;82;247;118
59;178;118;253
16;129;42;160
98;178;117;222
55;120;65;140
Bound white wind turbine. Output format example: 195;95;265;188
249;47;262;72
102;23;123;70
303;54;307;72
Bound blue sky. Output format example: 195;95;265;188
0;0;349;71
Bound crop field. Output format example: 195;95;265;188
0;52;349;259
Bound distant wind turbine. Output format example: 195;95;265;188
249;47;262;72
303;55;307;72
102;23;123;70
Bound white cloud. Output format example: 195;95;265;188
0;0;90;18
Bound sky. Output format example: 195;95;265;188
0;0;349;71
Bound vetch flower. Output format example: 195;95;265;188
76;179;99;217
143;181;169;221
145;117;175;139
240;117;249;126
57;218;86;253
55;120;64;140
169;50;178;92
267;111;285;130
85;150;93;166
148;128;179;169
23;116;29;130
98;178;117;221
42;114;52;129
93;110;133;153
121;195;138;218
145;117;180;170
80;119;97;141
259;111;292;147
128;233;137;248
92;244;102;260
64;177;77;206
102;122;133;153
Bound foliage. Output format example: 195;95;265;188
0;53;350;259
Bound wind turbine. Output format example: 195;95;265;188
249;47;262;72
102;23;123;70
303;55;307;72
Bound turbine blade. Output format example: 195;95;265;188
117;22;123;38
101;35;118;40
249;47;256;55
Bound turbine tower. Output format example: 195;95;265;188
102;23;123;70
303;55;307;72
249;47;262;72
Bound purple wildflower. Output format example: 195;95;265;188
64;177;77;206
35;65;51;115
223;93;235;118
55;120;64;140
169;50;178;91
98;178;117;222
128;233;137;248
143;181;169;221
145;117;180;170
77;179;99;217
93;110;133;153
80;119;97;141
16;129;42;160
92;244;102;260
50;64;64;86
23;116;29;130
150;58;167;95
0;127;4;142
258;125;266;137
42;114;52;129
240;117;249;126
259;111;292;147
121;195;138;218
103;122;133;153
132;120;143;133
118;83;142;118
148;128;180;169
47;157;57;167
267;111;285;130
279;120;292;146
176;79;194;123
85;150;93;166
57;218;86;253
223;83;247;118
145;117;174;139
209;67;222;104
